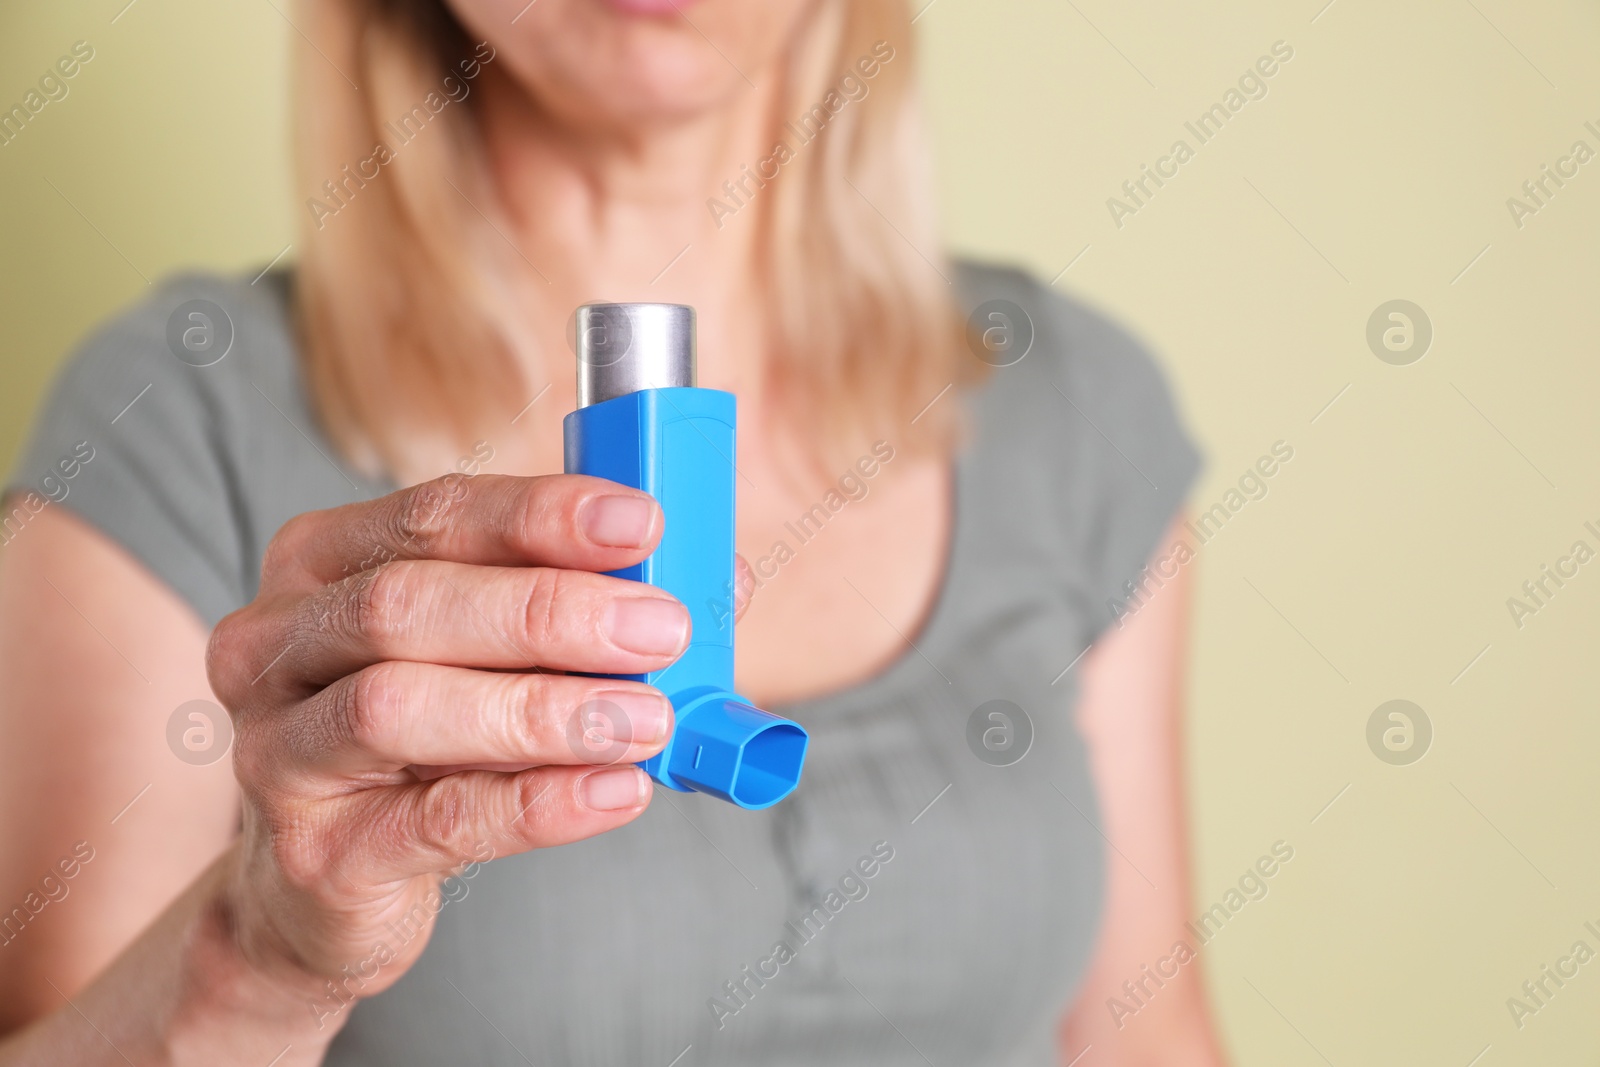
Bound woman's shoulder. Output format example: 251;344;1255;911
950;258;1203;643
6;268;375;627
953;256;1198;474
49;269;300;409
21;270;308;475
953;258;1187;427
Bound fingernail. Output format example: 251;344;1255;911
582;494;657;548
606;597;689;656
580;767;648;811
599;690;672;745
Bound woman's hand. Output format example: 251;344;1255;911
204;473;691;1024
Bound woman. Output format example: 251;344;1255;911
0;0;1224;1063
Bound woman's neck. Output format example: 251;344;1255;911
474;64;780;402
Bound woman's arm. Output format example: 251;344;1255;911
1061;516;1229;1066
0;507;335;1062
0;506;239;1027
0;511;332;1062
0;847;344;1064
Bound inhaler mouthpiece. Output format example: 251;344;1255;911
653;692;809;809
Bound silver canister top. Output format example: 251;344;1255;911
575;303;696;408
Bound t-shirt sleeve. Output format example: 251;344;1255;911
5;280;249;628
1029;277;1203;646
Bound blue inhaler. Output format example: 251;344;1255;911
563;303;808;810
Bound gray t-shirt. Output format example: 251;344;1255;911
8;261;1199;1066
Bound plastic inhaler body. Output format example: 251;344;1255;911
562;303;808;810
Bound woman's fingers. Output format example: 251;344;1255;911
261;474;663;593
218;560;689;698
272;663;672;776
327;764;653;884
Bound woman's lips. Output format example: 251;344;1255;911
599;0;701;15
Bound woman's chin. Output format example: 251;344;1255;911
598;0;705;15
532;53;749;130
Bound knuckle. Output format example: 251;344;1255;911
347;560;415;645
510;773;554;845
515;673;558;735
390;478;460;555
264;816;328;893
515;475;566;547
341;663;406;753
520;567;575;650
205;609;257;709
270;831;329;895
260;511;317;582
506;675;563;757
230;720;272;789
232;718;316;814
204;613;242;702
411;778;469;858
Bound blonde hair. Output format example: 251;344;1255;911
293;0;975;482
